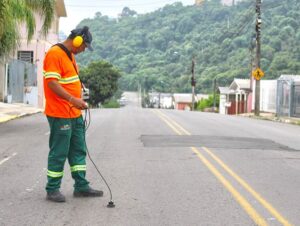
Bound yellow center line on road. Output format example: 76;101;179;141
191;147;267;226
202;146;292;226
154;110;191;135
152;110;267;225
153;110;182;135
153;109;292;226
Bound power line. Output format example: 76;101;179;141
217;2;255;42
262;0;283;9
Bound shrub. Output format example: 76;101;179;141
196;94;219;111
102;100;120;108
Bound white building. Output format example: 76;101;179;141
219;78;277;115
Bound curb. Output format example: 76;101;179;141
0;115;19;123
242;114;300;126
0;110;42;124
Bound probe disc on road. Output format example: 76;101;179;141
107;201;115;208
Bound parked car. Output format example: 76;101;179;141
118;97;127;106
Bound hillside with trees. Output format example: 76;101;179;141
76;0;300;94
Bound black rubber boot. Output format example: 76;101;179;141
46;191;66;202
73;187;103;197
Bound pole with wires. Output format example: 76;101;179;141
191;57;196;111
254;0;262;116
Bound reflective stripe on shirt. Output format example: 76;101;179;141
43;71;61;80
58;75;80;84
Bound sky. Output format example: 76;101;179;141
60;0;195;34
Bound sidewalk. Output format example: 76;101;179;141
0;102;43;123
240;112;300;126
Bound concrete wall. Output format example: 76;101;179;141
251;79;277;113
260;80;277;113
0;63;8;102
0;64;4;101
24;86;38;106
219;94;227;114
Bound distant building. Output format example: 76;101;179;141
218;78;277;115
148;92;173;109
173;93;194;110
173;93;209;111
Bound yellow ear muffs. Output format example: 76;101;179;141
73;36;83;47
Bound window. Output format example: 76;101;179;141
17;51;34;63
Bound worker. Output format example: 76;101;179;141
43;26;102;202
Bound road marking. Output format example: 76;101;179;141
191;147;267;226
153;110;267;225
154;110;292;226
0;152;17;166
154;110;190;135
202;146;292;226
152;110;182;135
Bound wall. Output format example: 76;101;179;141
260;80;277;113
24;86;38;106
250;79;277;113
161;96;173;108
219;94;227;114
0;64;5;101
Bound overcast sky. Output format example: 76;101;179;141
60;0;195;34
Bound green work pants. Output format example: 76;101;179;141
46;116;89;192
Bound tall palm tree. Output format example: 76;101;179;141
0;0;55;59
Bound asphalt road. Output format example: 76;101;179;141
0;92;300;226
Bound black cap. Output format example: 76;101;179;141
70;26;93;51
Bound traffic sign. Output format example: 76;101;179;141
252;68;264;80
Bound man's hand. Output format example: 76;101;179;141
48;80;88;110
69;97;88;110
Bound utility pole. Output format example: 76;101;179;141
191;57;196;111
213;78;217;112
254;0;262;116
249;35;256;92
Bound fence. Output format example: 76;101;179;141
8;60;37;103
276;75;300;117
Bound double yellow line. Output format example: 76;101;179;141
153;109;292;226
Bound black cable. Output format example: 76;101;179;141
82;108;114;206
83;107;91;130
69;104;115;207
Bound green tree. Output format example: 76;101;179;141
76;0;300;93
0;0;54;59
80;61;122;106
121;7;137;17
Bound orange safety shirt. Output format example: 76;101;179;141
43;45;81;118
